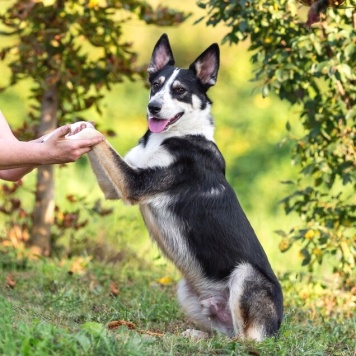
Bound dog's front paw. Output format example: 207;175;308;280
181;329;209;340
66;121;94;137
65;122;103;140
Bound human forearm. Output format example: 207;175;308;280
0;140;48;169
1;125;104;168
0;166;36;182
0;140;42;181
0;122;105;182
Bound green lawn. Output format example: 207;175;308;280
0;255;355;356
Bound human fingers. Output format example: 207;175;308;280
67;121;95;136
66;127;105;142
48;125;71;141
72;136;105;152
70;123;88;136
70;142;101;160
89;135;105;146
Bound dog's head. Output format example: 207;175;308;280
146;34;220;134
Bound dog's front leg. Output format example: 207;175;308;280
67;127;129;201
61;123;122;200
89;141;179;205
87;139;137;204
64;122;179;205
86;142;122;200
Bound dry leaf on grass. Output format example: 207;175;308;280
67;256;92;275
156;276;173;285
141;330;164;337
108;320;164;337
108;320;137;330
6;274;16;288
109;281;120;296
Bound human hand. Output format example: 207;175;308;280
41;122;105;164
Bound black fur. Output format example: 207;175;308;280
162;136;279;284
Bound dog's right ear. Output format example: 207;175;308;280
148;34;175;75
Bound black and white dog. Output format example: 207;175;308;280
68;34;283;341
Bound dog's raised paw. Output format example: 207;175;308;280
181;329;209;340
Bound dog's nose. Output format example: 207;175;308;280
148;102;162;115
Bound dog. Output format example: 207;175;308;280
64;34;283;341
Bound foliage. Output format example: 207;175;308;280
0;256;355;355
197;0;356;286
0;0;188;123
0;0;187;254
0;180;114;260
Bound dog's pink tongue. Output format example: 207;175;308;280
148;118;170;133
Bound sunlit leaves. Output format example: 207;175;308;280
0;1;187;254
198;0;356;286
0;1;187;123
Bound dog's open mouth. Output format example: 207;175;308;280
148;112;184;133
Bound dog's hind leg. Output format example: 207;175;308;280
177;279;234;337
228;263;282;341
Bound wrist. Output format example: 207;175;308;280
29;141;50;165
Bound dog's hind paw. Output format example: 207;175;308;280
181;329;209;340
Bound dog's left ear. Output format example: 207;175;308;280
189;44;220;88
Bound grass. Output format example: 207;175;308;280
1;252;355;356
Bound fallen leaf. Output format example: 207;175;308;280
108;320;136;330
139;329;164;337
108;320;165;338
157;276;173;285
68;256;92;275
6;274;16;288
109;281;120;297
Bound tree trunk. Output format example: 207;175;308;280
29;86;58;256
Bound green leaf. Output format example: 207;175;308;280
76;334;92;353
275;230;287;237
300;248;311;266
262;85;269;98
81;322;105;337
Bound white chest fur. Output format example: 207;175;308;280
124;132;175;169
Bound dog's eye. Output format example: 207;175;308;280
174;87;186;95
152;82;161;89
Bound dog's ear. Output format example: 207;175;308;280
189;44;220;88
148;34;175;74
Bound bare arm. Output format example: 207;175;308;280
0;111;105;181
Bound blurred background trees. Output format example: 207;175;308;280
0;0;187;256
0;0;355;287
